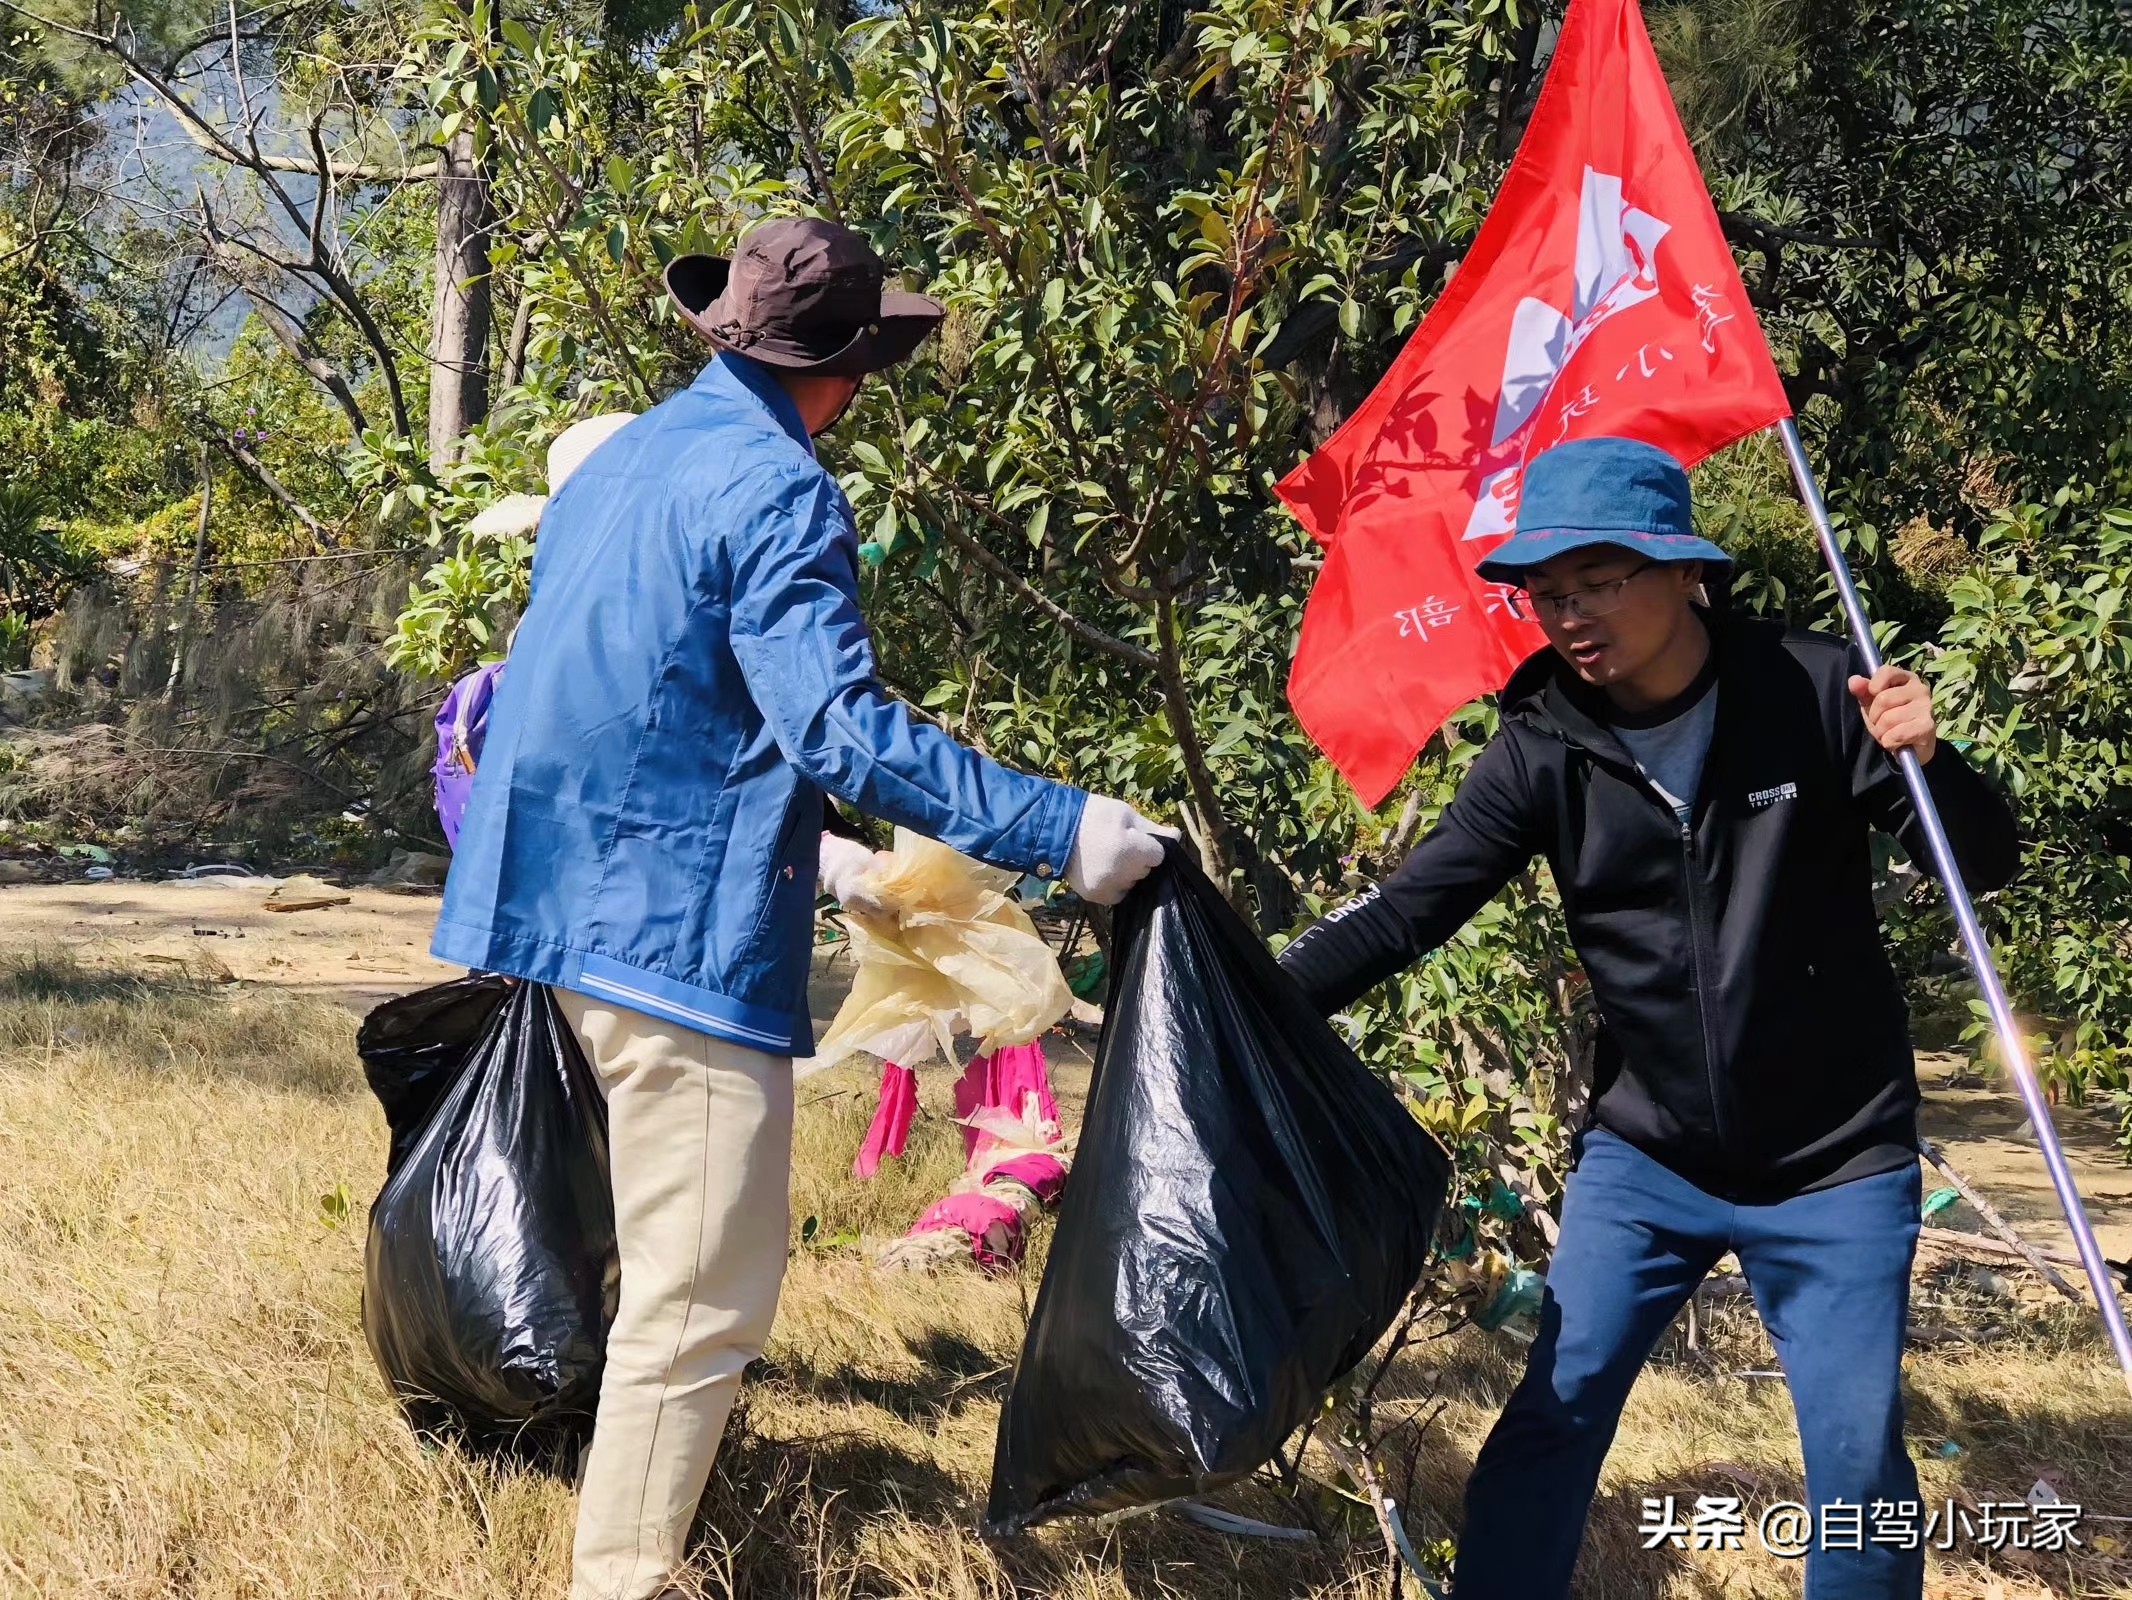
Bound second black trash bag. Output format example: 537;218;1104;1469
358;973;511;1176
359;978;618;1461
986;841;1451;1532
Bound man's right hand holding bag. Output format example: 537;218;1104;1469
1063;795;1175;906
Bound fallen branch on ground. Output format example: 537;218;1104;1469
1915;1226;2096;1283
1918;1137;2089;1305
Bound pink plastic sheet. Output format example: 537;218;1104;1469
906;1192;1024;1272
952;1039;1061;1163
979;1152;1068;1206
867;1039;1072;1271
851;1061;918;1179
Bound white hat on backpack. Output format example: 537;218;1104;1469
463;412;638;540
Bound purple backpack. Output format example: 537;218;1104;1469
433;662;505;849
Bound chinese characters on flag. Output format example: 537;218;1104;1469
1277;0;1793;806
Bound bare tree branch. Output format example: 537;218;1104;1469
907;466;1158;669
1259;238;1463;371
0;0;439;181
1719;209;1881;254
762;53;845;225
490;97;652;403
7;0;422;440
195;199;371;435
1154;592;1232;886
1074;0;1135;90
209;428;338;548
932;517;1158;671
156;3;299;78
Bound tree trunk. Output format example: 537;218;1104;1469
427;122;496;467
163;446;212;704
1152;594;1241;899
501;285;534;392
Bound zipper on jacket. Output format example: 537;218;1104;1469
742;789;808;956
1678;816;1732;1153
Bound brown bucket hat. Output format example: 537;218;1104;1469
665;217;945;378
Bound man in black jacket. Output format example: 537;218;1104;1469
1279;437;2017;1600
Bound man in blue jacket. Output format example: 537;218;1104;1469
434;217;1168;1600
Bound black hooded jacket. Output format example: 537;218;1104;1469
1278;614;2020;1202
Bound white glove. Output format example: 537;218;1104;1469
1065;795;1175;907
817;832;893;915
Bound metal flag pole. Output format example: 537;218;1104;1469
1776;417;2132;1396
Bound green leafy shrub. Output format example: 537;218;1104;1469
388;534;534;681
0;484;92;618
0;611;30;672
1927;499;2132;1150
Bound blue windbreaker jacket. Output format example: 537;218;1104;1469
431;355;1087;1055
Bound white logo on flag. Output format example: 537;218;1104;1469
1393;596;1462;639
1464;167;1673;541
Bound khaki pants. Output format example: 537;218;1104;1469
556;990;793;1600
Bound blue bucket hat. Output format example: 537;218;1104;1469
1474;437;1731;585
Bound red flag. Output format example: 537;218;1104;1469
1278;0;1791;807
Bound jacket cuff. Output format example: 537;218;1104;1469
1006;781;1087;885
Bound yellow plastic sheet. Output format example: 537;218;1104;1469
806;830;1073;1077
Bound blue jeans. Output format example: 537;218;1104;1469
1454;1130;1924;1600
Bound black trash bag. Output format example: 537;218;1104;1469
358;973;511;1175
986;841;1451;1532
358;977;618;1462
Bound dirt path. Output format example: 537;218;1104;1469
0;878;2119;1262
0;877;463;1011
1917;1051;2132;1264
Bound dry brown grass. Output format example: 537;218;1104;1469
0;950;2126;1599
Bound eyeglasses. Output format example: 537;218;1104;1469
1522;561;1658;621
